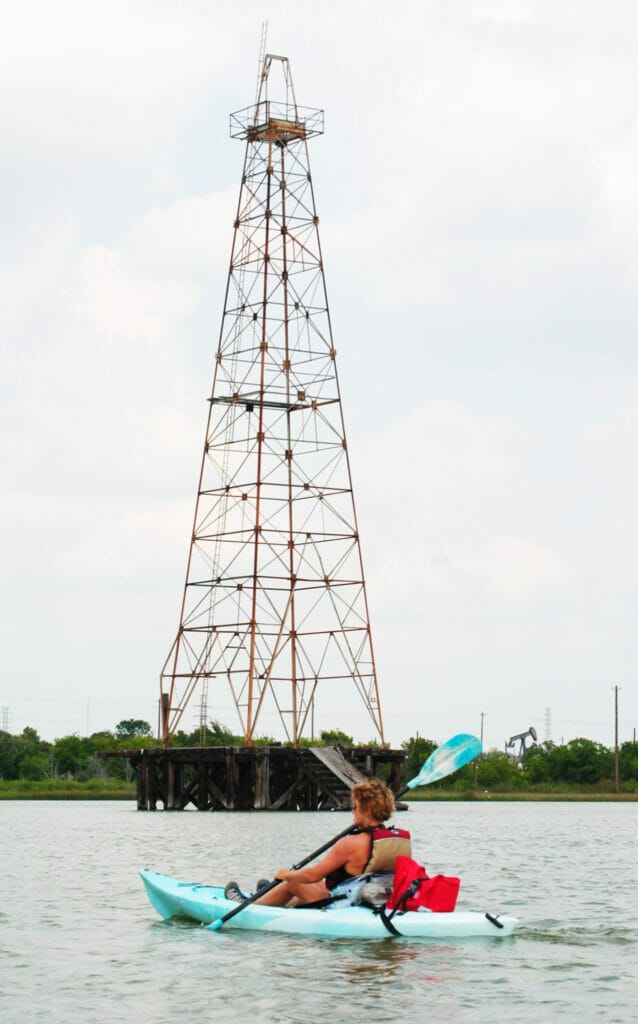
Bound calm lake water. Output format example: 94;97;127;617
0;800;636;1023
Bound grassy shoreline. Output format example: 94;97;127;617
405;790;638;802
0;782;136;800
0;782;636;801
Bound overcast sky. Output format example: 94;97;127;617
2;0;637;751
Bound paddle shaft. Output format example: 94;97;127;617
395;778;417;800
212;822;358;927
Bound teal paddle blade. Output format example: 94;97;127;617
407;733;482;789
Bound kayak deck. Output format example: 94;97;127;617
140;869;518;939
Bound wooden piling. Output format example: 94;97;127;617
101;745;405;811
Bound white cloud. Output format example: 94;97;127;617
2;0;638;746
0;1;231;159
125;192;236;277
459;537;565;600
471;0;537;24
72;244;199;346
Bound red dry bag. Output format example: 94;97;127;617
386;855;460;913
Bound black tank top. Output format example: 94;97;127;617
325;864;358;891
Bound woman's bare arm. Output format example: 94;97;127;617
275;833;369;885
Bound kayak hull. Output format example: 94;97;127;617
140;869;518;939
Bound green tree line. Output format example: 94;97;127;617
0;721;376;782
0;721;636;792
403;736;638;793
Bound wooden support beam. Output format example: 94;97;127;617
101;745;406;811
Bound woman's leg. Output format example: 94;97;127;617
255;878;329;907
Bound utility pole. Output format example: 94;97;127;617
474;712;485;783
614;685;620;795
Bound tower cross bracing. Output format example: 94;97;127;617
160;55;384;747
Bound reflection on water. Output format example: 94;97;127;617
335;939;470;994
333;938;422;980
0;800;636;1024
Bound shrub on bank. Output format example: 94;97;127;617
0;778;135;799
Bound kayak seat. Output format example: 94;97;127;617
328;871;395;910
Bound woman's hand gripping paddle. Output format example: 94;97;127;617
208;732;482;931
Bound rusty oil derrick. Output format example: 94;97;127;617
160;55;384;748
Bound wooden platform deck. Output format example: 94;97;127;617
100;745;406;811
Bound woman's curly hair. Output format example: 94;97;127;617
351;778;395;822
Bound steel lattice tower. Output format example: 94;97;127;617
160;55;384;747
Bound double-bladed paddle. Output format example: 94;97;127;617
208;731;481;931
402;732;482;789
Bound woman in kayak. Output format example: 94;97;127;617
225;778;411;907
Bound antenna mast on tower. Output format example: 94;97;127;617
159;56;384;748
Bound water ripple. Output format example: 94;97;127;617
0;800;636;1024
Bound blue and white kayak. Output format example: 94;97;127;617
139;869;518;939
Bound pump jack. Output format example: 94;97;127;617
505;726;538;763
